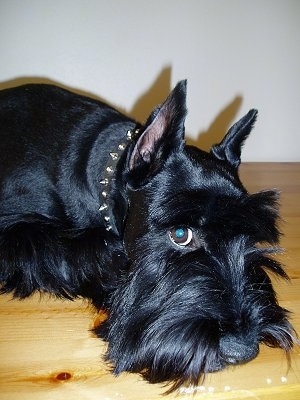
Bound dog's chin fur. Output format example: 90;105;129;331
0;81;296;392
97;237;294;392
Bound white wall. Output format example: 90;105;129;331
1;0;299;161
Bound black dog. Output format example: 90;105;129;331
0;81;295;391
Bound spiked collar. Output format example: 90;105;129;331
99;127;140;231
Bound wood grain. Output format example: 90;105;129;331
0;163;299;400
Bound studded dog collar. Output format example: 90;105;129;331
99;128;140;231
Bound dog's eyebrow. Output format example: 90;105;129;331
161;189;242;209
151;190;243;226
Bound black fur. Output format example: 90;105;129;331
0;81;295;391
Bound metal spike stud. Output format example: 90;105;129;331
99;203;108;211
102;191;107;198
106;166;114;174
126;130;132;140
100;178;109;185
104;216;110;222
109;152;119;161
118;144;126;151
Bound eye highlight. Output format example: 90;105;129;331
169;227;193;247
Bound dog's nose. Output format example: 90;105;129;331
219;334;259;365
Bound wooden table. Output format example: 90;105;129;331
0;163;299;400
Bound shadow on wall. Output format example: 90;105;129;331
129;67;243;150
0;68;243;151
130;66;171;123
187;95;243;151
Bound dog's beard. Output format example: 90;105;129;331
97;237;294;392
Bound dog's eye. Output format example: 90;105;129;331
169;227;193;247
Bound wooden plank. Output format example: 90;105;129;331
0;163;299;399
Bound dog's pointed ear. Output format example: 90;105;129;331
128;80;187;175
210;109;258;168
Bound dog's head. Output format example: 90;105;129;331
98;81;295;391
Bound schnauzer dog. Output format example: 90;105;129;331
0;80;295;391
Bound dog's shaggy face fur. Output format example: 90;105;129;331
0;81;295;391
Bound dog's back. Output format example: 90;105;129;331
0;84;127;219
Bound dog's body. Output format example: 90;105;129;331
0;81;295;390
0;83;137;307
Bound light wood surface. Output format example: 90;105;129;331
0;163;299;400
